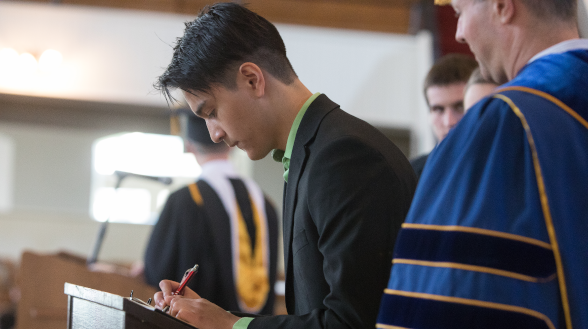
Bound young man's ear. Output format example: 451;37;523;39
238;62;265;97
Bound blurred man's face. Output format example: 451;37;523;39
426;83;466;142
453;0;507;84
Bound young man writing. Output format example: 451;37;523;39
153;3;417;329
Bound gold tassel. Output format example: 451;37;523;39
170;115;181;136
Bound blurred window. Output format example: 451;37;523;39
0;133;14;213
90;132;200;224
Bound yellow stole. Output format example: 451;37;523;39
189;182;269;312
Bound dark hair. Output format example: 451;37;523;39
155;2;297;103
517;0;577;22
423;53;478;101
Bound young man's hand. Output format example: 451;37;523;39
154;280;241;329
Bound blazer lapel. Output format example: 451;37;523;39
281;94;340;311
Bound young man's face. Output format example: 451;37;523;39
182;86;275;161
426;82;466;142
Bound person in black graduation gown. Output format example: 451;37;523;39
143;111;279;315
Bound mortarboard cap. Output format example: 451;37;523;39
171;108;215;145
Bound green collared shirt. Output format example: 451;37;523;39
233;317;255;329
272;92;321;183
233;93;320;329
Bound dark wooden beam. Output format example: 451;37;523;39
12;0;414;33
249;0;412;33
0;93;170;134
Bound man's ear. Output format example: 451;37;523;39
492;0;515;24
238;62;265;98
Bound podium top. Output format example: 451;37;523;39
65;283;196;329
65;283;126;309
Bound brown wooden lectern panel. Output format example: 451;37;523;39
65;283;195;329
16;251;158;329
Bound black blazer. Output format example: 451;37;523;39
251;95;416;328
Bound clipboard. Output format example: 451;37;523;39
65;283;196;329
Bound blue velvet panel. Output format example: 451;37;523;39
394;228;556;279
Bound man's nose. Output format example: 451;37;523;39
444;109;463;128
206;121;225;143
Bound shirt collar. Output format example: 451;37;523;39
528;38;588;64
200;159;236;178
283;92;322;160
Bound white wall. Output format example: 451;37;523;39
0;210;153;266
0;133;14;213
0;2;188;106
0;2;433;263
0;121;154;263
0;1;434;151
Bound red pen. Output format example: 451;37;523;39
162;264;198;312
174;264;199;296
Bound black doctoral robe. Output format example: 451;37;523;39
144;179;279;315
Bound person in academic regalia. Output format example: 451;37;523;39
143;110;279;316
377;0;588;328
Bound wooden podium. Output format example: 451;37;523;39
15;251;158;329
65;283;195;329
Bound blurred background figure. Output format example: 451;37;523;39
143;110;279;315
463;67;499;111
410;53;478;180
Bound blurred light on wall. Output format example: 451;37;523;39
0;47;64;89
18;52;38;76
38;49;63;73
0;48;62;74
0;48;18;74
